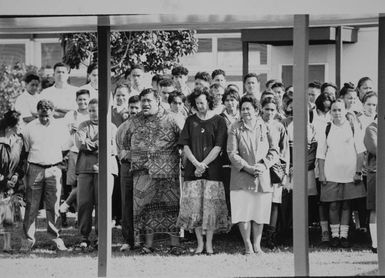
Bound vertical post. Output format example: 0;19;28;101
242;41;249;79
377;14;385;276
292;14;309;277
335;26;343;91
97;16;112;278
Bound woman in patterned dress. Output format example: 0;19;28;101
177;87;230;255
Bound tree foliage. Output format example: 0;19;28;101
60;30;198;77
0;63;38;117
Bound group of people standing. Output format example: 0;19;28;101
0;62;379;256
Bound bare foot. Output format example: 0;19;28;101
253;245;265;255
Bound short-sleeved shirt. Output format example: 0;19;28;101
14;91;41;123
316;120;366;183
22;118;71;165
40;84;78;112
178;114;227;181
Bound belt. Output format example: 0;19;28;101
121;159;130;164
29;162;60;169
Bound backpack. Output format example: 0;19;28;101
325;120;355;138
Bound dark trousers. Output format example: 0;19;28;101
77;173;98;241
112;164;122;223
120;163;134;246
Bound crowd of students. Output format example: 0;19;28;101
0;61;378;255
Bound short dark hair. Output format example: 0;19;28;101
261;95;279;110
339;82;356;98
76;89;90;99
209;83;224;91
239;95;260;112
128;95;140;104
114;83;130;96
139;88;160;101
357;77;372;89
285;85;293;93
194;71;211;83
226;83;240;92
321;82;337;94
37;99;54;111
24;72;40;84
282;91;294;110
0;110;21;131
89;98;98;105
315;92;335;113
188;87;214;110
222;88;240;104
362;91;378;104
308;81;321;89
271;82;285;90
243;73;259;83
124;64;144;78
41;77;54;89
265;79;278;89
168;90;186;104
171;66;189;76
159;78;175;88
53;62;69;71
260;90;275;102
211;69;226;79
87;63;98;75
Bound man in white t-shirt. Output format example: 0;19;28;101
14;72;41;124
39;62;78;119
21;99;71;252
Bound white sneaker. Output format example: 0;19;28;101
120;243;131;252
52;238;68;251
59;202;70;213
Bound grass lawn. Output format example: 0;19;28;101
0;214;379;277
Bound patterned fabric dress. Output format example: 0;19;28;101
177;114;231;233
122;107;180;245
0;131;25;233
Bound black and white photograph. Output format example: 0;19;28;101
0;0;385;277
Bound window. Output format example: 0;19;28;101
0;44;25;66
281;64;325;87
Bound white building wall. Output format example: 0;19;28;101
269;27;378;89
343;27;378;90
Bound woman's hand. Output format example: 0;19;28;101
194;162;208;177
253;163;267;177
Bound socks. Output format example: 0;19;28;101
320;221;329;233
340;225;349;239
369;223;378;248
330;224;340;238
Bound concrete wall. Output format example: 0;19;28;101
269;27;378;90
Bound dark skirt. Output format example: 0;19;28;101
320;181;366;202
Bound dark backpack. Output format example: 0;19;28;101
325;120;355;138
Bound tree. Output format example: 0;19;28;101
60;30;198;78
0;63;38;117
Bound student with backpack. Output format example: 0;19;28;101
316;99;366;248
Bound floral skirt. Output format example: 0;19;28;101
177;179;231;233
0;194;23;233
133;172;180;245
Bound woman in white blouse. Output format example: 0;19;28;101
316;99;366;248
